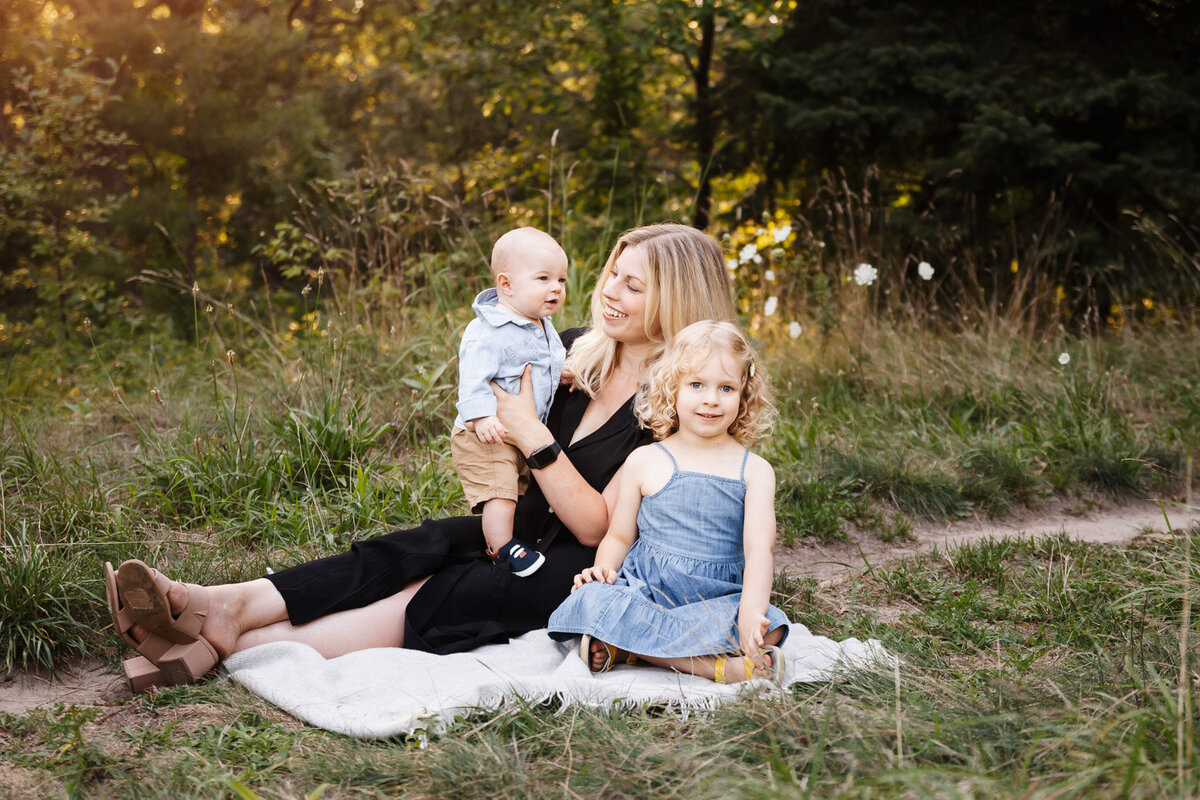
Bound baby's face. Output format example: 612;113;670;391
497;248;568;321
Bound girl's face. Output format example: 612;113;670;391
674;352;743;440
600;244;651;345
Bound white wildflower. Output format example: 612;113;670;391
788;321;802;338
725;258;739;271
738;244;758;263
918;261;934;280
764;296;778;317
1057;352;1070;365
765;269;776;282
773;225;792;244
853;263;878;286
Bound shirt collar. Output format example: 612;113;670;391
472;288;544;328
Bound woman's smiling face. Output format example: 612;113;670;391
600;244;651;345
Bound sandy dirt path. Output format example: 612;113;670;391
2;498;1193;716
774;497;1191;584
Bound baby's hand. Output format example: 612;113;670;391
571;566;617;591
560;366;576;388
472;415;508;445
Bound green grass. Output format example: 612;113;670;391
0;278;1196;673
1;235;1198;796
2;527;1199;798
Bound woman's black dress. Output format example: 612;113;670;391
264;328;652;654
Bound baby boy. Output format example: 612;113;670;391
452;227;568;577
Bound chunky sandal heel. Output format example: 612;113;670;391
122;656;167;693
157;637;220;685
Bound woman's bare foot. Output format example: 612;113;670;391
127;576;282;660
172;581;239;658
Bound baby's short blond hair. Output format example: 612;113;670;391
490;227;563;279
634;320;775;447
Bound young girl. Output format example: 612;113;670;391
548;320;788;683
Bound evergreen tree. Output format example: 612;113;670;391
725;0;1200;309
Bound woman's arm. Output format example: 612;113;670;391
737;455;778;658
492;366;612;545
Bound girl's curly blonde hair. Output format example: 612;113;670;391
634;320;775;447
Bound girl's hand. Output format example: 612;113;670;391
572;566;618;591
738;612;770;659
491;365;549;454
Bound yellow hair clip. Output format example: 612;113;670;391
748;360;756;378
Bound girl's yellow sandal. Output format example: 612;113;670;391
714;645;785;684
714;654;755;684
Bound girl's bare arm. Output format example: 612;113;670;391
738;455;778;656
573;450;647;589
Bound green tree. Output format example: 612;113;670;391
724;0;1200;311
0;44;128;331
55;0;335;283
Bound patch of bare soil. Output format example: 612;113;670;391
0;499;1191;724
0;658;128;716
775;496;1190;585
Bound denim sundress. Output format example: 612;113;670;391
548;443;790;657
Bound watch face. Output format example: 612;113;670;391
528;442;560;469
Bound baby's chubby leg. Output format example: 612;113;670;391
481;497;518;555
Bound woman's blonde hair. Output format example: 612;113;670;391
635;320;775;447
565;224;737;397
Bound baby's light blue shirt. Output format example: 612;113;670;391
454;288;566;429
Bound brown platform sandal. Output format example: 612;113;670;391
107;562;217;689
115;559;210;645
105;562;174;663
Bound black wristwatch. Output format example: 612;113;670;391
525;441;562;470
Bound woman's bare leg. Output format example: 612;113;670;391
232;577;429;657
133;575;428;659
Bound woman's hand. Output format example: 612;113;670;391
571;566;618;591
491;365;552;455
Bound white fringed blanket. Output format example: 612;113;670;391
224;625;891;739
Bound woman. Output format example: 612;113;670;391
106;223;739;689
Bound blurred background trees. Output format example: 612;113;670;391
2;0;1197;344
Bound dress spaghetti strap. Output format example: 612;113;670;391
738;448;750;480
654;441;679;470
